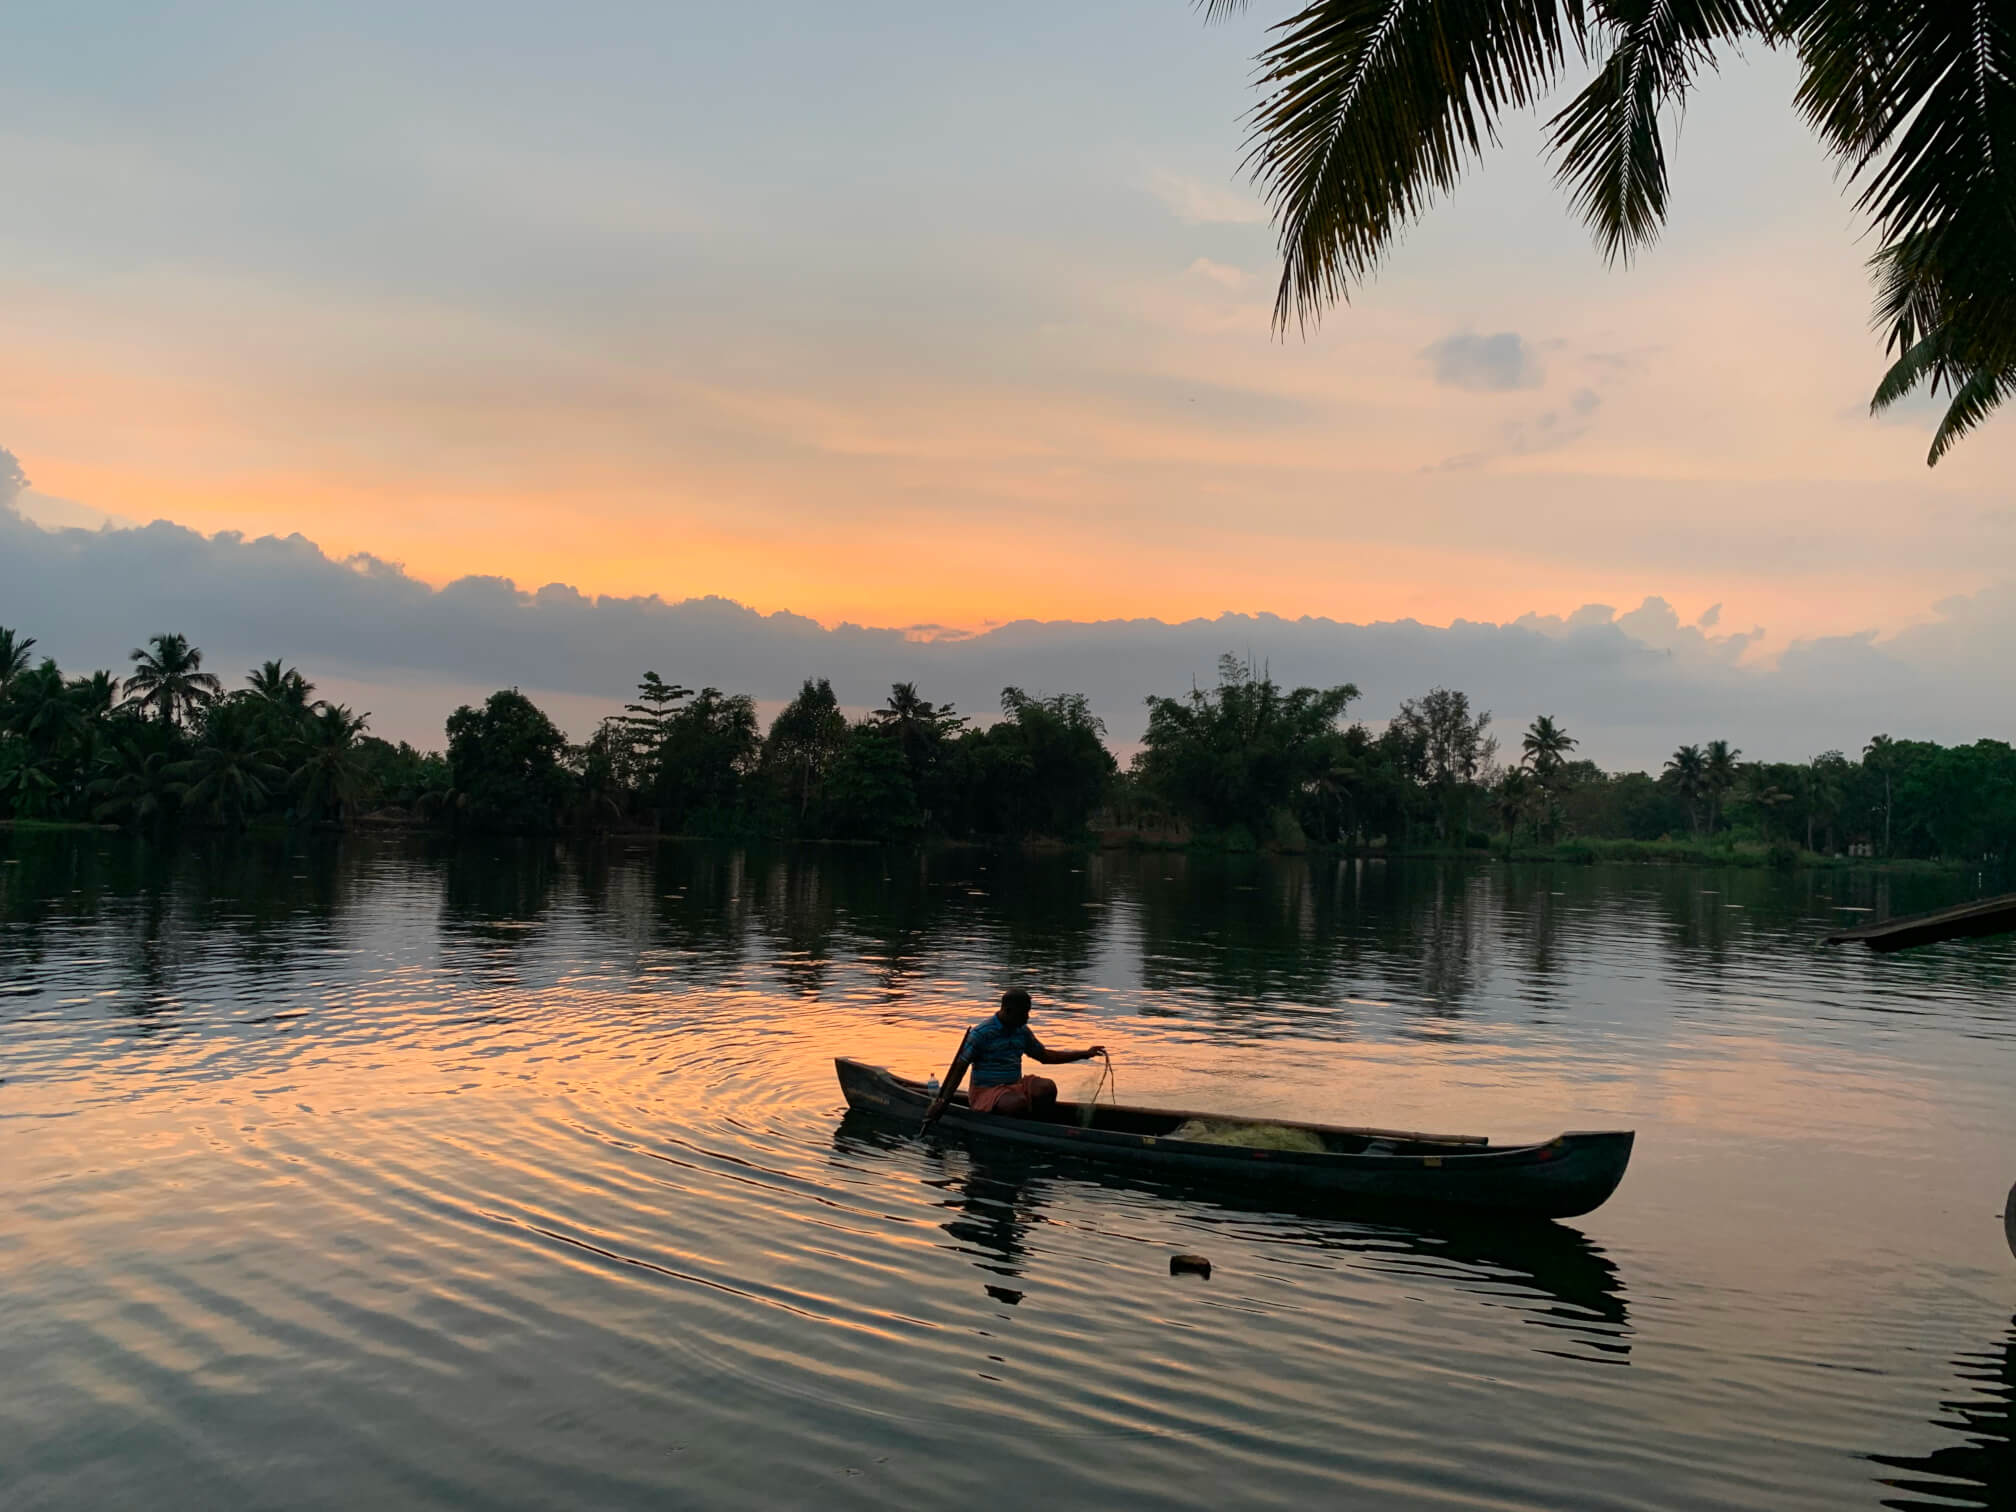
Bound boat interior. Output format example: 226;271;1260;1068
905;1070;1491;1155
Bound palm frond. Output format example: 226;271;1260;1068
1870;331;1939;411
1792;0;2016;461
1547;0;1758;262
1926;362;2016;463
1243;0;1584;328
1865;223;2016;461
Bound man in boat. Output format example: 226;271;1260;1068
924;989;1105;1122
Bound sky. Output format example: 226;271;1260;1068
3;2;2013;759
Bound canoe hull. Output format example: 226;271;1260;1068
834;1058;1632;1220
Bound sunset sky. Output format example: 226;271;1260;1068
5;1;2014;707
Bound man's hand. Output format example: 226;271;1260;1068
1082;1045;1106;1060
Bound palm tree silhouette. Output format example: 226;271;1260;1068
10;662;88;758
67;670;120;719
291;704;371;823
1201;0;2015;462
1521;715;1577;777
1664;745;1707;835
1495;766;1536;851
873;682;960;775
1864;734;1897;857
1520;715;1578;843
247;659;316;710
0;626;36;701
168;723;285;828
1705;740;1743;835
89;743;177;828
125;634;222;728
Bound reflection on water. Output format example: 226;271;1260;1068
837;1111;1631;1365
1871;1323;2015;1511
3;828;2014;1511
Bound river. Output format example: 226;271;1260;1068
2;831;2011;1510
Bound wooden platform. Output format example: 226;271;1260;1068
1824;892;2016;952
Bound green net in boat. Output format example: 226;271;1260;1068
1168;1119;1327;1153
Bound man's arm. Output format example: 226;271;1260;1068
921;1032;973;1129
1032;1042;1106;1065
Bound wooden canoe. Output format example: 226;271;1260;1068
1824;892;2016;952
834;1057;1633;1220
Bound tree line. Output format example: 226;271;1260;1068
2;628;2010;862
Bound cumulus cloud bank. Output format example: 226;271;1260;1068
1;503;2009;768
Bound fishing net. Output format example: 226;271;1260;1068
1168;1119;1327;1154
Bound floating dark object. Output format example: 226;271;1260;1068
1824;892;2016;952
1170;1254;1212;1279
984;1284;1024;1305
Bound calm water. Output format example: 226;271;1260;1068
2;833;2012;1511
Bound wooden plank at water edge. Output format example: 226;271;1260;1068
1823;892;2016;953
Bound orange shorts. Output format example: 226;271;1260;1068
969;1075;1054;1114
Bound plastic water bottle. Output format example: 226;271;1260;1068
925;1074;940;1097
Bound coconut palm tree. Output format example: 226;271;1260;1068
0;752;60;818
168;724;285;828
1743;766;1797;841
0;626;35;701
125;633;222;728
1705;740;1743;835
8;661;88;757
247;659;315;710
291;704;371;824
70;669;119;715
1202;0;2016;463
1664;744;1708;834
89;742;178;828
1520;715;1577;778
1520;714;1577;842
1494;765;1537;851
1864;733;1897;856
873;683;963;777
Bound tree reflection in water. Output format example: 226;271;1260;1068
1869;1321;2015;1511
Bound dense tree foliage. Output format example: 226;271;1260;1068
444;690;573;833
3;621;2012;862
761;678;849;823
1134;655;1359;846
944;689;1118;841
0;635;376;830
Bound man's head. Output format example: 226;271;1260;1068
998;988;1032;1027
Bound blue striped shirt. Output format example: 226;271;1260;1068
965;1016;1045;1087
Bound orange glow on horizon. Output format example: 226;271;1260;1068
6;248;2010;651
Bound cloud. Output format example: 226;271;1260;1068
1144;169;1269;226
0;447;25;506
3;504;2012;770
13;489;137;533
1422;332;1544;392
1187;257;1251;290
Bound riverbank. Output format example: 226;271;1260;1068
3;816;1977;875
1095;829;1970;871
1491;837;1963;871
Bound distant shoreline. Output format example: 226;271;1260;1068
1;818;1972;875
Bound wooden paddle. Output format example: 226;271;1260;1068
919;1034;973;1134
